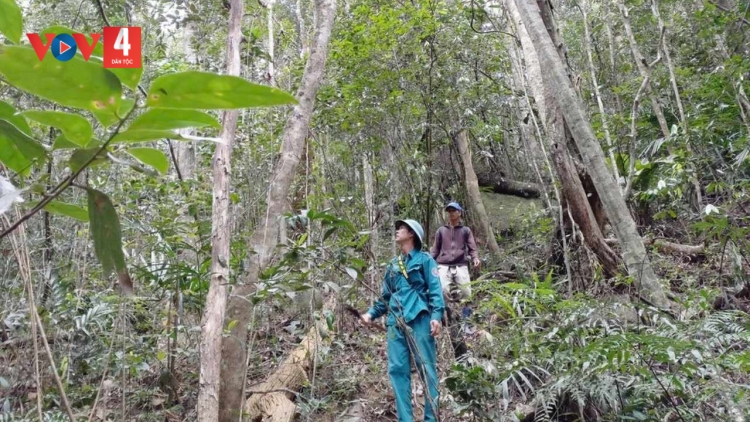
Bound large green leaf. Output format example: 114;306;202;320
20;111;93;146
112;129;183;144
0;100;31;135
0;46;122;125
69;147;107;172
53;134;96;150
147;71;297;109
0;0;22;45
40;26;143;91
87;188;133;294
127;147;169;174
0;119;46;175
129;109;221;131
31;200;89;221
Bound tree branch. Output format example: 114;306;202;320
92;0;111;26
0;106;136;240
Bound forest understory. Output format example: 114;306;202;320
1;0;750;421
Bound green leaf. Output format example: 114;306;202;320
53;134;95;150
87;188;133;294
0;119;46;175
0;100;31;135
147;71;297;109
39;26;143;91
112;129;182;144
127;147;169;174
0;0;22;44
69;147;107;172
0;46;122;125
119;98;135;116
109;68;144;92
32;200;89;221
20;110;93;146
129;109;221;131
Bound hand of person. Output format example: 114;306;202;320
430;320;441;337
473;258;481;268
360;312;372;326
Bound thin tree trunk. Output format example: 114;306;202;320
604;2;625;114
363;155;378;294
581;1;621;185
219;1;337;419
197;0;243;419
617;0;671;139
175;22;197;179
514;0;672;309
454;130;501;257
267;0;276;86
651;0;703;209
296;0;308;58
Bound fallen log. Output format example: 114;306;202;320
476;173;542;199
605;237;705;256
244;296;336;422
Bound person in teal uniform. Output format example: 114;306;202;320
360;219;445;422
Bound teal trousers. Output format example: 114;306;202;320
387;311;440;422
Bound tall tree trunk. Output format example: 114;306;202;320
514;0;672;309
501;9;573;287
617;0;671;139
197;0;243;419
507;0;614;271
219;0;337;419
455;130;501;257
581;0;621;185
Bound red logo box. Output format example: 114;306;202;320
103;27;141;69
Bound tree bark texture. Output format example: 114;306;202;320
552;143;620;275
219;1;337;419
197;0;243;419
508;0;614;272
514;0;672;309
455;130;502;257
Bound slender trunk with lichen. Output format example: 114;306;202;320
218;1;337;419
197;0;243;418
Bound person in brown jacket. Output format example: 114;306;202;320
430;202;480;304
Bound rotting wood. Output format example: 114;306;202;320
243;296;337;422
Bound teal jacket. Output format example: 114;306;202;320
367;249;445;327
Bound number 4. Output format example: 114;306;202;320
114;27;131;57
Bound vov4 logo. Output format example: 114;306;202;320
26;27;142;69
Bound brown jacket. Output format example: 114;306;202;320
430;224;478;266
